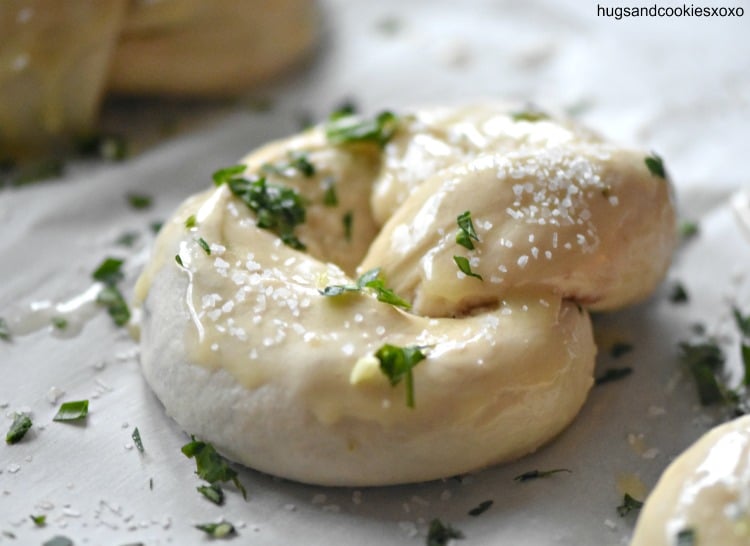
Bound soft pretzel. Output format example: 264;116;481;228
631;415;750;545
134;102;676;485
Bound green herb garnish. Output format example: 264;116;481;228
610;342;634;358
680;221;699;239
6;158;64;186
680;341;726;406
215;169;307;250
616;493;644;517
326;111;399;148
5;413;32;444
51;317;67;330
185;215;197;229
676;528;696;546
175;254;184;267
97;285;130;327
0;317;12;342
132;427;144;453
456;211;480;250
733;307;750;338
30;514;46;526
92;257;124;285
195;521;236;539
467;500;493;517
375;344;426;408
669;282;689;303
645;153;667;179
343;211;353;241
181;437;247;499
76;133;128;161
513;468;571;482
323;178;338;206
115;231;139;247
453;256;482;280
426;519;464;546
53;400;89;422
511;110;549;122
197;237;211;255
261;151;316;178
150;221;164;234
595;367;633;385
320;268;411;309
126;193;152;210
197;483;225;505
43;536;73;546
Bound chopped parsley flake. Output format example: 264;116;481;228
185;215;197;229
323;178;338;206
96;285;131;327
197;237;211;255
610;342;634;358
375;344;426;408
325;111;399;148
175;254;184;267
51;317;67;330
181;437;247;499
343;211;353;241
215;167;307;250
150;221;164;234
92;257;124;285
0;317;12;342
197;483;225;505
5;413;32;444
456;211;480;250
53;400;89;422
329;99;358;119
261;151;316;178
511;110;549;122
76;133;128;161
126;193;152;210
616;493;644;517
43;536;73;546
733;307;750;338
132;427;144;453
513;468;571;482
320;268;411;309
30;514;46;526
426;519;464;546
676;528;696;546
645;153;667;179
115;231;139;247
680;220;699;239
680;341;726;406
3;158;64;186
595;367;633;385
453;256;482;280
669;282;689;303
195;521;236;539
467;500;494;517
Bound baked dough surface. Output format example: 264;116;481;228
135;103;676;485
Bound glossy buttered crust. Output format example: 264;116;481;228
136;103;676;485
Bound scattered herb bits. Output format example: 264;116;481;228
132;427;144;453
51;317;68;330
669;282;689;303
616;493;644;517
680;341;726;406
453;256;482;280
680;220;699;239
5;413;32;444
126;193;152;210
197;483;225;505
676;528;696;546
97;286;130;327
343;211;353;241
181;437;247;499
185;215;197;229
323;178;338;206
595;367;633;386
609;342;634;358
375;344;426;408
456;211;480;250
53;400;89;422
513;468;571;482
92;257;124;285
320;267;410;309
426;518;464;546
467;500;494;517
511;110;549;122
195;521;236;539
30;514;46;526
197;237;211;255
325;111;399;148
0;317;12;342
644;153;667;179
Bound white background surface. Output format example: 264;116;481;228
1;0;749;544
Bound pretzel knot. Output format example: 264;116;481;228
135;103;676;485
